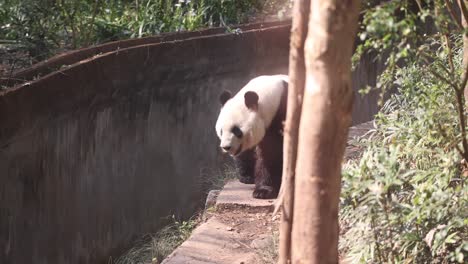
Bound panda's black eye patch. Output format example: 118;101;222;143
231;126;243;138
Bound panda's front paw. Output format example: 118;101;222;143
252;186;277;199
239;175;255;184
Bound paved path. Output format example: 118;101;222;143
162;121;374;264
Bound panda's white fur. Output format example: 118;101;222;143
215;74;288;156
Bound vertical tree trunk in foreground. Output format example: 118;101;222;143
291;1;360;263
277;1;310;263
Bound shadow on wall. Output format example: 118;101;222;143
0;21;384;264
351;50;386;125
0;23;290;264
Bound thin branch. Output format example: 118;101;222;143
438;123;465;157
428;67;460;92
273;192;283;215
454;86;468;161
423;50;468;157
415;0;423;12
460;58;468;92
454;142;465;156
420;50;455;78
459;0;468;27
437;60;454;76
444;34;455;74
5;56;19;87
419;50;457;91
83;0;101;47
371;214;384;263
445;0;463;30
60;4;77;49
431;31;468;162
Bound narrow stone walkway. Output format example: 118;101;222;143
345;121;374;160
162;121;374;264
162;181;277;264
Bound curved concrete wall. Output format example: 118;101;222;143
0;20;290;88
0;21;384;264
0;24;290;264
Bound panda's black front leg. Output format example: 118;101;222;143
234;148;255;184
252;155;278;199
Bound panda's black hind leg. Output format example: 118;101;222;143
252;127;283;199
252;151;281;199
234;148;255;184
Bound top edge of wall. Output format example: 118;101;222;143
0;19;292;89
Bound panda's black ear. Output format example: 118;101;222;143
219;90;232;106
244;91;259;110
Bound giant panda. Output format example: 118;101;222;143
215;75;288;199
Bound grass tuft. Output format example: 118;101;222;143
114;215;198;264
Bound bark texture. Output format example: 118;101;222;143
290;1;360;263
277;1;310;263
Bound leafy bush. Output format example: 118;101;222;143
0;0;63;60
340;38;467;263
0;0;270;64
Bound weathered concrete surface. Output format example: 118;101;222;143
351;54;386;125
216;181;275;211
161;217;260;264
163;181;278;264
0;24;290;264
163;184;279;264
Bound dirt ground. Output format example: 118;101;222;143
161;121;374;264
204;207;280;264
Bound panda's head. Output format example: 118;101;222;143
215;90;266;157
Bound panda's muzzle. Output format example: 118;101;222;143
222;146;231;151
220;144;242;156
233;144;242;156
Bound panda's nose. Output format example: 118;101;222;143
222;146;231;151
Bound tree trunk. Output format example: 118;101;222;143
277;0;310;263
291;1;360;263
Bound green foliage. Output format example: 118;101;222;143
114;215;198;264
341;38;467;263
354;0;420;65
0;0;267;63
345;1;468;262
0;0;63;60
353;0;464;103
